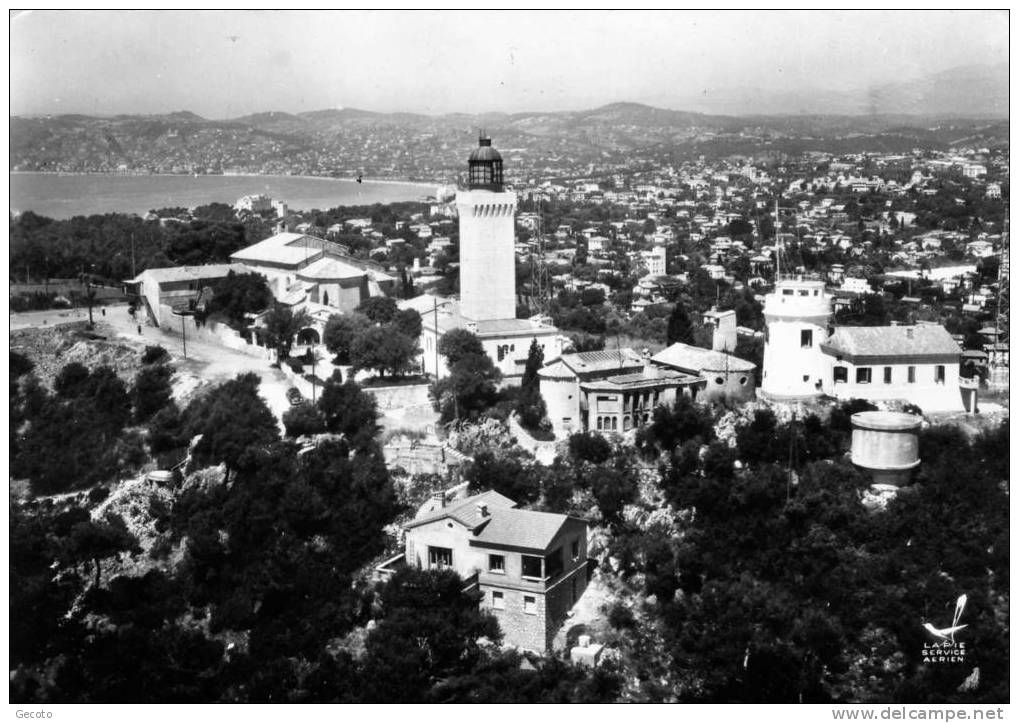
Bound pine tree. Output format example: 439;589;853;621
666;304;694;345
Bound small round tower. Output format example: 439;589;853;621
850;411;921;487
761;274;832;399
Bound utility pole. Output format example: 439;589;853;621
86;279;94;329
775;198;782;279
433;296;440;380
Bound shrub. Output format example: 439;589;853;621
88;487;111;505
286;358;305;374
140;345;170;365
282;403;327;437
607;602;636;630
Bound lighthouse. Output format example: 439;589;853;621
456;134;518;322
411;135;562;380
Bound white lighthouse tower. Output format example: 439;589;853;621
456;134;517;322
761;274;832;399
413;135;561;380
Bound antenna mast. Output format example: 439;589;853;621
990;212;1009;388
528;196;552;316
774;198;781;279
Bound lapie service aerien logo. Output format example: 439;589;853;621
921;594;968;664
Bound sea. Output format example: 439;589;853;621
9;173;432;220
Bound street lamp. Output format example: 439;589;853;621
428;297;456;380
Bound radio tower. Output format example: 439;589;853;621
529;206;553;316
990;213;1009;388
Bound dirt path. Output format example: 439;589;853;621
11;306;293;425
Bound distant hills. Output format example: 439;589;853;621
653;63;1009;119
9;64;1008;178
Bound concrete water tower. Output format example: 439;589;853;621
761;274;832;399
850;411;921;487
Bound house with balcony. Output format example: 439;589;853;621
380;490;591;652
538;348;704;437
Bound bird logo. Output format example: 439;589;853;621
923;594;968;644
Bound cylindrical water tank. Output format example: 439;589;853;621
850;411;921;486
146;470;175;487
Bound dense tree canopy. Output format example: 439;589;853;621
183;372;279;480
205;272;274;331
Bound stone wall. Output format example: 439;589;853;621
365;382;432;410
382;442;470;476
155;304;269;360
483;586;549;652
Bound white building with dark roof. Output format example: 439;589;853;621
820;325;967;412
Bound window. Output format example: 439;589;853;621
492;591;505;610
523;596;537;614
856;367;872;384
739;376;748;386
884;367;893;384
801;329;813;348
715;377;725;385
783;289;794;296
571;539;580;561
489;555;505;573
545;548;564;581
935;365;946;384
908;366;916;383
521;555;544;579
799;289;809;296
428;546;453;570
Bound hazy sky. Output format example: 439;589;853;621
10;10;1009;118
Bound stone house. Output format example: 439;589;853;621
383;490;591;652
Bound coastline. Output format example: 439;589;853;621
9;170;437;191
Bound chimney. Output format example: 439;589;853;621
476;502;489;517
432;490;446;509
